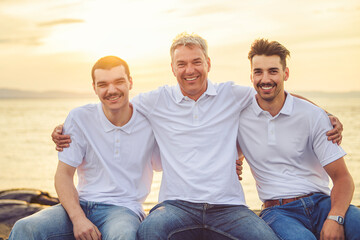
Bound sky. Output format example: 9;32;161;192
0;0;360;95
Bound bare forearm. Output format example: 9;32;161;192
55;162;102;239
55;166;85;222
328;175;354;216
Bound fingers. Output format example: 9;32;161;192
236;159;243;181
51;124;71;151
236;159;243;166
326;128;343;145
94;227;102;240
56;146;64;152
76;226;101;240
326;116;343;145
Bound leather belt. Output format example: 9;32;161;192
262;193;316;210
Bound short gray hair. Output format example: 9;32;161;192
170;32;209;62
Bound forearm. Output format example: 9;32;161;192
55;164;85;222
328;175;354;216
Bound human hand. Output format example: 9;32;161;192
326;115;343;145
320;219;344;240
51;124;71;151
236;159;243;181
73;216;102;240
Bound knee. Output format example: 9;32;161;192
9;218;38;239
137;218;164;239
102;218;139;240
103;228;137;240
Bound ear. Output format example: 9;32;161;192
128;76;133;90
207;57;211;72
171;63;176;77
284;67;289;82
250;73;254;83
92;82;97;95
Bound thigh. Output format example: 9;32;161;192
8;204;75;240
261;207;316;240
136;201;202;240
206;205;279;240
313;194;360;240
343;205;360;240
93;205;141;240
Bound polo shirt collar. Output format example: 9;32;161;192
174;79;217;103
251;91;294;117
97;102;137;134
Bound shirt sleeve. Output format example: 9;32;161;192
231;84;256;111
131;87;163;116
311;110;346;167
58;111;87;167
151;139;162;172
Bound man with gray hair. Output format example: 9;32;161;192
131;32;279;239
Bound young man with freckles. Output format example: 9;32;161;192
9;56;161;240
237;39;360;240
53;33;343;240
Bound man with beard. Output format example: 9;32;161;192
237;38;360;240
9;56;161;240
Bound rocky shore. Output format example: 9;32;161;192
0;189;59;239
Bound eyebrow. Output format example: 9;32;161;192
253;67;280;71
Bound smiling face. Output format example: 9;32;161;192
93;65;133;114
171;45;211;101
251;54;289;104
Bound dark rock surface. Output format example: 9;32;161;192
0;189;59;240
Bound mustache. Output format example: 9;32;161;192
257;83;276;88
105;92;124;99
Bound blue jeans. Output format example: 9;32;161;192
8;201;142;240
260;193;360;240
137;200;279;240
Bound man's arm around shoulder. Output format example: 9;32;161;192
55;161;102;240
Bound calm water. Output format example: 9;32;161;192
0;96;359;210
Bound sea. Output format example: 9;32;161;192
0;95;359;210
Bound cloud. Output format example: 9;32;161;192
0;14;45;46
184;4;234;17
0;36;42;45
37;18;84;27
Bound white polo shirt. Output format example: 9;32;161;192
58;103;161;218
237;93;346;202
132;80;255;205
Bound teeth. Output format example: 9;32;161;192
185;77;197;81
261;86;273;90
108;96;120;100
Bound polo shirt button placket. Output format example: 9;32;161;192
115;130;121;159
268;119;276;145
193;102;199;125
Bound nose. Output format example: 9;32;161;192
261;72;271;83
185;64;195;75
107;83;117;93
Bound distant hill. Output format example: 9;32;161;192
295;91;360;98
0;88;359;99
0;88;95;99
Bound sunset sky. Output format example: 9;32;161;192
1;0;359;95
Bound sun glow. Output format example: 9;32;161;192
37;1;174;61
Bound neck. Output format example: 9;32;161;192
102;104;133;127
256;92;287;117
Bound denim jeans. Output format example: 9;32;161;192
136;200;279;240
8;201;142;240
260;193;360;240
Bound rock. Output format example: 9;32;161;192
0;189;59;206
0;189;59;240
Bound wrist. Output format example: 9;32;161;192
327;215;344;225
